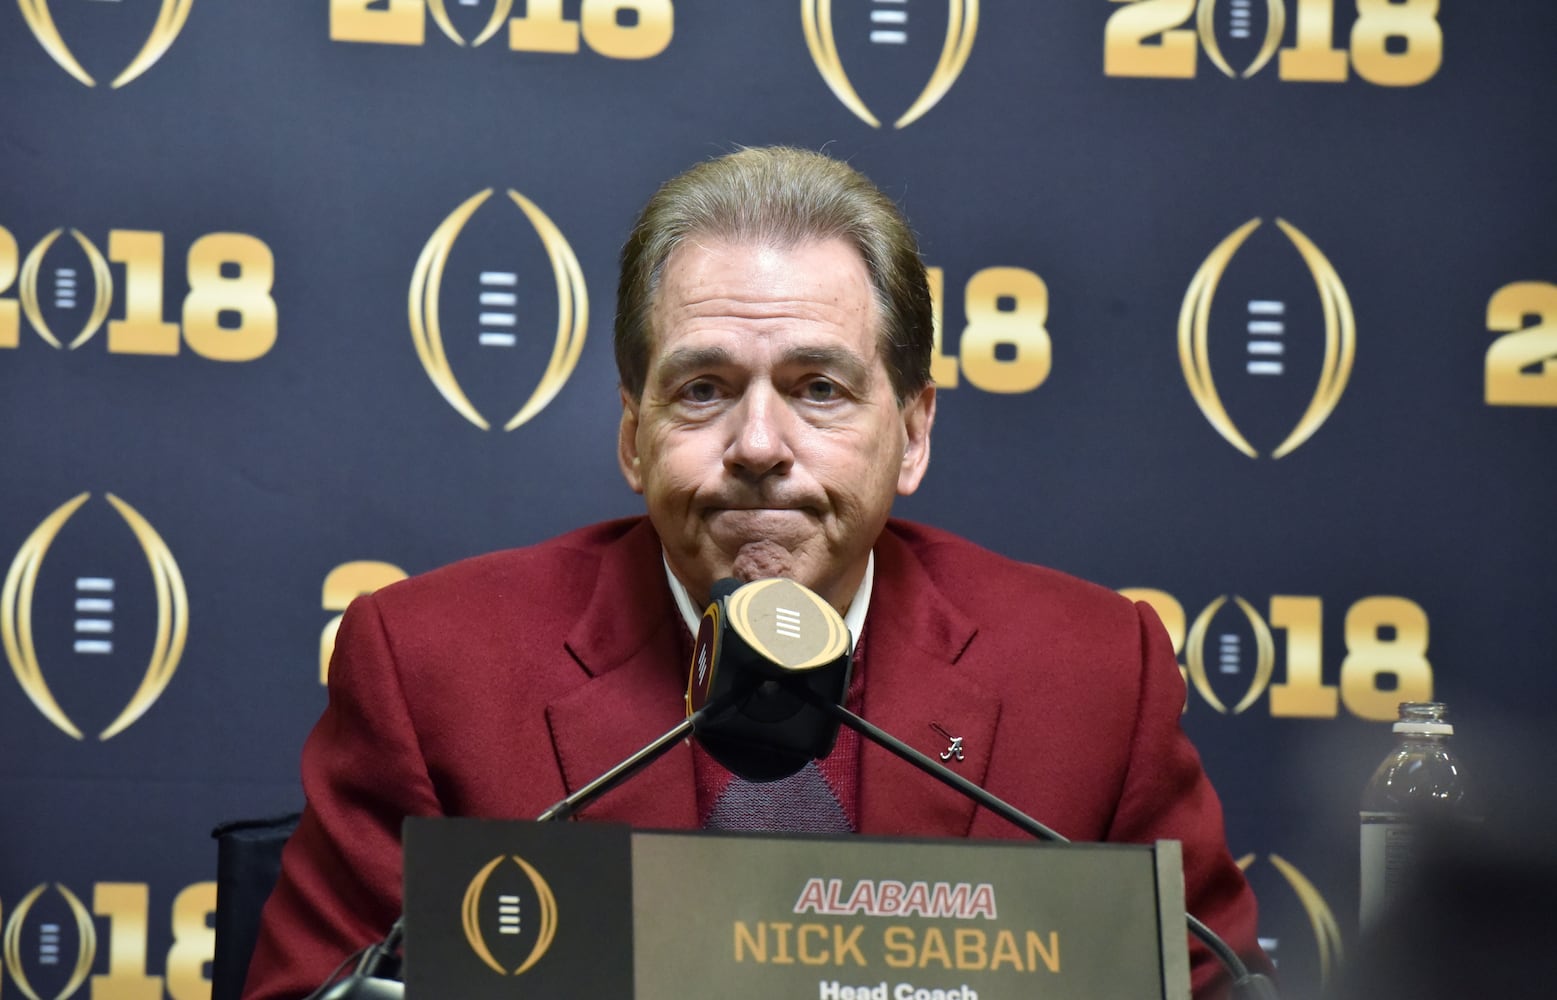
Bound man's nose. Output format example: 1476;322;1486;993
724;385;794;480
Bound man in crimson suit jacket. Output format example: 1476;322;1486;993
244;147;1267;998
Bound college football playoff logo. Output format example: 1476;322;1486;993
17;0;195;87
1179;218;1355;458
462;854;558;976
1236;854;1343;987
425;0;510;47
3;493;188;740
802;0;977;128
13;229;113;350
408;189;587;431
1197;0;1284;78
2;883;96;1000
1184;595;1274;715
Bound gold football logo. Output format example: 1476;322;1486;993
2;493;188;740
2;883;96;1000
17;0;195;88
1197;0;1284;78
1184;595;1274;715
802;0;977;129
425;0;511;47
408;189;587;431
1236;854;1343;987
14;229;114;350
1179;218;1355;458
461;854;558;976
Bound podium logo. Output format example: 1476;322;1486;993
1121;588;1432;721
1;881;214;1000
0;226;277;361
1236;854;1343;988
461;855;558;976
3;494;188;741
16;0;195;87
802;0;978;129
1104;0;1442;86
1178;218;1354;458
409;189;587;431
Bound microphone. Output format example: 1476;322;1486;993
685;577;853;781
307;575;1274;1000
301;579;841;997
689;576;1280;1000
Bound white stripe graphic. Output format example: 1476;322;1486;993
775;607;802;639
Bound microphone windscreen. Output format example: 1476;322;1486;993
687;578;853;782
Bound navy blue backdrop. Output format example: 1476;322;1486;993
3;3;1555;998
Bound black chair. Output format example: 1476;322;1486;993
210;812;301;1000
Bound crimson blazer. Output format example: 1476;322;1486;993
244;517;1264;999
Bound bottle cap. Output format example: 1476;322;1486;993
1393;721;1453;735
1394;701;1451;735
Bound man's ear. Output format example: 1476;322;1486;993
897;383;936;496
617;386;645;493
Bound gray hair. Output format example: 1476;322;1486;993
614;146;933;404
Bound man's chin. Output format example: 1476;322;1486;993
728;539;798;584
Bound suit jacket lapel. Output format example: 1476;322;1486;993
542;519;1004;837
547;520;698;829
858;526;1001;837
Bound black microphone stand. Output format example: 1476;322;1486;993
806;694;1279;1000
305;659;1276;999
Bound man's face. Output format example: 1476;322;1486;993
618;237;935;612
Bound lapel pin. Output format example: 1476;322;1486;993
930;722;964;763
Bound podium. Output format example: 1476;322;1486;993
402;818;1191;1000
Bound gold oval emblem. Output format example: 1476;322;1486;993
1179;217;1356;458
1;882;96;1000
461;854;559;976
408;188;588;431
1236;853;1344;987
801;0;978;129
17;0;197;88
2;493;188;740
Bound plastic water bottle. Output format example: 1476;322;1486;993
1359;701;1468;930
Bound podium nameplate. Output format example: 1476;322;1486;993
404;819;1189;999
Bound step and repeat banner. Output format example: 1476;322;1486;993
2;3;1554;998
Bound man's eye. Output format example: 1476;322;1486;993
802;379;839;402
683;380;719;403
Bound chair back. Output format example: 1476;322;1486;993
210;812;301;1000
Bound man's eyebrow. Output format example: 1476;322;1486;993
782;346;871;385
652;345;734;387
